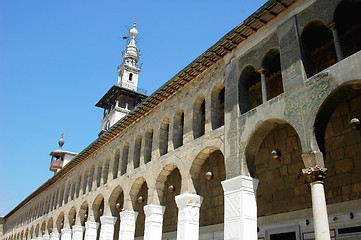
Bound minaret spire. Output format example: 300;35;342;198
95;20;147;136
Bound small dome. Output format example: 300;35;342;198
129;27;138;39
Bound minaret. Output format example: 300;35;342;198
49;133;77;174
96;19;147;136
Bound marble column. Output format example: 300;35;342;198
71;225;85;240
99;216;117;240
329;22;344;62
221;175;259;240
143;204;166;240
118;210;138;240
258;68;267;103
42;233;50;240
175;193;203;240
60;228;72;240
84;221;99;240
303;166;331;240
49;231;60;240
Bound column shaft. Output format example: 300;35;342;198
60;228;72;240
311;181;331;240
49;232;60;240
118;211;138;240
43;234;50;240
84;221;99;240
99;216;117;240
331;27;344;61
260;72;267;103
144;204;166;240
221;175;259;240
72;225;85;240
175;193;203;240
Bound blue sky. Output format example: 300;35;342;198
0;0;266;216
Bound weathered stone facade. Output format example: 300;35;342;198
2;0;361;240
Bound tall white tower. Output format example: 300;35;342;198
96;19;147;136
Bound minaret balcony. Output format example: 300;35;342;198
50;159;63;172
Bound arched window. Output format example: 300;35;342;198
193;95;206;139
334;0;361;58
173;109;184;149
211;84;225;130
262;48;284;100
159;118;169;156
144;128;153;163
129;73;133;81
301;20;336;76
113;150;120;179
239;65;261;113
134;135;142;169
121;143;129;175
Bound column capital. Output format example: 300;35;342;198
257;68;266;74
175;193;203;210
144;204;165;216
100;215;117;225
221;175;259;193
328;22;336;30
302;165;327;183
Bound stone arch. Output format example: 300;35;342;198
173;108;184;149
314;80;361;204
56;212;64;233
301;19;336;77
112;149;120;179
191;147;226;227
211;82;225;130
144;127;153;163
79;201;89;226
193;94;206;139
68;206;77;228
159;117;170;156
261;47;284;100
239;64;262;113
121;143;129;175
129;177;148;238
334;0;361;58
155;164;182;233
190;146;225;193
245;119;310;216
245;119;304;177
40;221;46;236
47;218;53;235
108;186;124;240
92;194;105;223
133;134;142;169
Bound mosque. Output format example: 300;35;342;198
1;0;361;239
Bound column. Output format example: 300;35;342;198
84;221;99;240
36;233;43;240
258;69;267;103
221;175;259;240
303;166;331;240
329;23;344;62
43;232;50;240
175;193;203;240
144;204;166;240
60;228;72;240
99;216;117;240
72;225;85;240
49;230;60;240
118;210;138;240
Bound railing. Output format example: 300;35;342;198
119;81;147;95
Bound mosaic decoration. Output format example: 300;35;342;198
285;79;331;150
